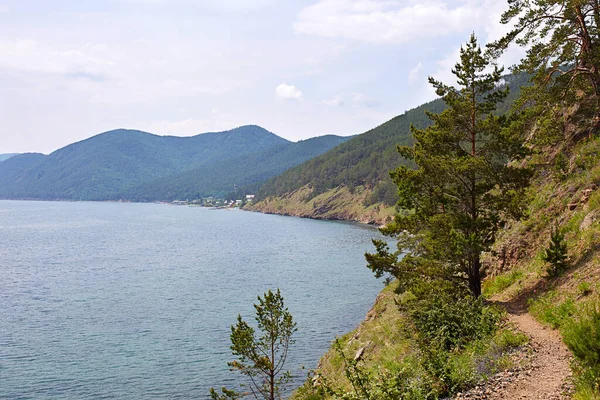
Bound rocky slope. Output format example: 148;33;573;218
247;185;395;226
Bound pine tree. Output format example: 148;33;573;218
489;0;600;137
366;34;531;297
542;227;569;276
210;289;297;400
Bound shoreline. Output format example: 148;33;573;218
0;197;384;229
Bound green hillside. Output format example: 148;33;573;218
0;126;283;200
256;99;444;205
250;74;530;223
123;134;351;201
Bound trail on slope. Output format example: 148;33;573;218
488;303;573;400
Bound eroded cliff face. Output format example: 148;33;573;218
247;185;395;226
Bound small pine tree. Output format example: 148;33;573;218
542;227;569;277
210;289;297;400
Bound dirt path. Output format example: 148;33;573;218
455;300;573;400
487;309;573;400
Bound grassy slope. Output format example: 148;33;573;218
292;121;600;400
483;135;600;304
294;283;529;398
248;185;396;225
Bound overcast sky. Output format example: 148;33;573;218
0;0;523;154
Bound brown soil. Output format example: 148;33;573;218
456;297;573;399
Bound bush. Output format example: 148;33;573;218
313;339;436;400
410;291;501;352
409;287;502;394
562;301;600;398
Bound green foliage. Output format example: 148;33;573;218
406;283;502;394
579;282;594;297
410;289;501;353
312;339;436;400
542;227;569;277
554;152;570;180
490;0;600;142
256;100;445;206
562;301;600;398
211;289;297;400
0;127;349;201
367;34;531;297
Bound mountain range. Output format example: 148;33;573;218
0;153;19;162
0;126;349;201
0;74;528;207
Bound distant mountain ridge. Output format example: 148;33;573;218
0;126;350;201
0;153;19;162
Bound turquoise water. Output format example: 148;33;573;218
0;201;382;399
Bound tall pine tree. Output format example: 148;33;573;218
490;0;600;138
366;34;531;297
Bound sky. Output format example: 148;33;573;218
0;0;524;154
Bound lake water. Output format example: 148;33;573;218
0;201;383;399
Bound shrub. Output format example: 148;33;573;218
409;287;502;394
578;282;593;297
410;291;501;352
562;301;600;398
554;152;569;180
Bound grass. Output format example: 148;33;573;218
251;184;395;225
483;269;525;297
528;290;577;329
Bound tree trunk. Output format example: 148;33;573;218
468;257;482;298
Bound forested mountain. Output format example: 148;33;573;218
0;126;348;201
0;154;19;162
125;135;350;201
251;73;530;220
256;99;444;206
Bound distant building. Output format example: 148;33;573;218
246;194;255;201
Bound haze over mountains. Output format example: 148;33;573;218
0;126;349;201
0;154;19;162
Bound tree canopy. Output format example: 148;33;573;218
367;34;531;297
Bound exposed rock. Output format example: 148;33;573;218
354;341;371;361
580;211;600;231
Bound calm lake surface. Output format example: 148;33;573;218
0;201;383;399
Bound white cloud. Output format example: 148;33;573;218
323;95;345;106
275;83;303;100
351;92;380;108
408;61;423;85
0;39;115;77
295;0;480;44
